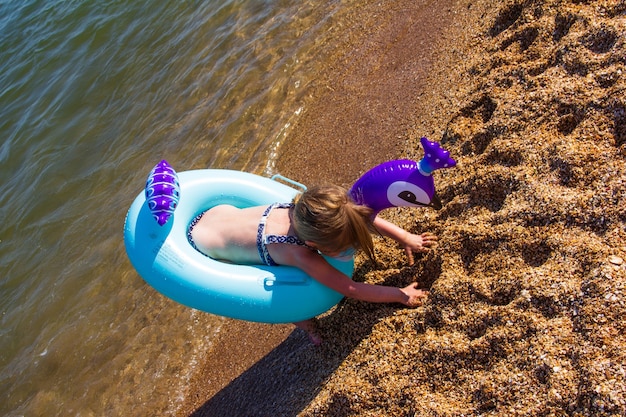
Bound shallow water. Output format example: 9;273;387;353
0;0;344;415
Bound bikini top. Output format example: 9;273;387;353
257;203;307;266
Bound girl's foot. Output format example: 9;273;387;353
293;319;322;345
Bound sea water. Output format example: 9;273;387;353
0;1;344;415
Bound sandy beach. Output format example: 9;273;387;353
179;0;626;415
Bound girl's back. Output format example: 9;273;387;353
190;204;296;265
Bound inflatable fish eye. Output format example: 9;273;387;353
145;160;180;226
386;181;432;208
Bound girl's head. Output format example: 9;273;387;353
292;184;375;260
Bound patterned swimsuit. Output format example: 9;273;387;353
256;203;307;266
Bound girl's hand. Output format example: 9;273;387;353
370;217;437;265
400;283;429;307
403;232;437;265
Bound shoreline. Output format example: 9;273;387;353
179;0;626;415
177;1;465;415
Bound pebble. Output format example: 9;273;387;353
609;255;623;265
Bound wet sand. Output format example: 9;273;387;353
179;0;626;415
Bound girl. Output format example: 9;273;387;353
188;184;436;344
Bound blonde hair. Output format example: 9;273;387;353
292;184;376;261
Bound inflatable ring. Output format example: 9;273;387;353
124;169;353;324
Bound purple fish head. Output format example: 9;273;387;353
349;138;456;214
145;160;180;226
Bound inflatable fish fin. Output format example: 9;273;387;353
418;137;456;175
145;160;180;226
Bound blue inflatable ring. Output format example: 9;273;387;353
124;169;354;324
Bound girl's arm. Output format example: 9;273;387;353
372;216;437;265
287;249;428;307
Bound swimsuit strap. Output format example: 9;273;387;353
257;203;279;266
264;234;307;246
257;203;306;266
262;203;306;246
272;202;295;209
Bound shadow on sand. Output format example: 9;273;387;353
188;255;441;416
188;302;382;416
